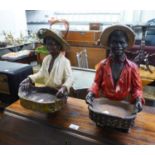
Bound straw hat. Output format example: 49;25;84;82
37;28;69;50
100;24;135;48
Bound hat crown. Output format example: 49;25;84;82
100;24;135;48
37;28;69;49
37;28;63;39
53;30;63;38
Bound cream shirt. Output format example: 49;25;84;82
29;53;73;92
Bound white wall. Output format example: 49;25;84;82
0;10;27;40
0;10;155;40
26;10;155;32
120;10;155;25
26;10;54;22
140;11;155;23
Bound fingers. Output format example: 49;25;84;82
86;96;92;104
56;91;64;98
19;80;32;92
132;108;139;115
20;84;30;92
56;90;66;98
136;102;143;112
132;102;143;115
56;87;68;99
85;93;94;106
137;105;143;112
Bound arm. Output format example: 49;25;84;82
131;64;145;113
62;60;73;93
89;62;104;97
56;60;73;98
85;62;104;105
29;56;48;83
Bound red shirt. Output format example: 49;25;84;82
90;57;144;104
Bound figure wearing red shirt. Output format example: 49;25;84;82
86;25;144;114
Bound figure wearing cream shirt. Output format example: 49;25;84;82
29;53;73;92
19;28;73;98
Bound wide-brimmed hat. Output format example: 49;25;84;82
100;24;135;48
37;28;69;50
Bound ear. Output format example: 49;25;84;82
124;42;128;49
96;39;100;46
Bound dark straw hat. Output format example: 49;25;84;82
37;28;69;49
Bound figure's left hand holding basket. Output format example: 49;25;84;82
88;98;137;131
18;86;67;113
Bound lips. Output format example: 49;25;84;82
113;48;124;50
112;49;124;55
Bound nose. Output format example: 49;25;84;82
115;42;122;49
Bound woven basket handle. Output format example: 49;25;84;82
48;18;69;39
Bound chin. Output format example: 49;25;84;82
116;51;124;55
51;53;59;56
114;52;122;56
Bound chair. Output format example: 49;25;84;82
76;49;88;68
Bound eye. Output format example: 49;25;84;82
120;41;125;44
110;40;117;44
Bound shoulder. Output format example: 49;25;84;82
101;58;108;65
43;54;51;61
40;55;51;66
95;58;108;71
61;56;71;67
99;58;109;67
126;59;139;69
62;55;70;62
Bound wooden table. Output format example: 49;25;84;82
0;97;155;144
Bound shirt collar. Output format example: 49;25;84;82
50;52;65;59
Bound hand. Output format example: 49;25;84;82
85;92;95;106
132;98;143;114
19;77;33;92
56;86;68;99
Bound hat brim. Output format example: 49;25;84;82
37;28;69;50
100;24;135;49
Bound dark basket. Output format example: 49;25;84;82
18;86;66;113
88;98;136;130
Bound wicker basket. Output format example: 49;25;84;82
18;86;66;113
88;98;136;130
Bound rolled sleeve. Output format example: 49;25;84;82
62;60;73;93
89;62;103;97
29;56;48;83
131;65;145;104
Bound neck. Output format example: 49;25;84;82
50;53;59;59
112;53;126;63
53;55;58;59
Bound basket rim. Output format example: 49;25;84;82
18;92;65;104
88;104;136;120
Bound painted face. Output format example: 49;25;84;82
44;37;61;56
109;31;128;56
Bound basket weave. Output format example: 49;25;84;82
88;98;136;130
18;86;66;113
